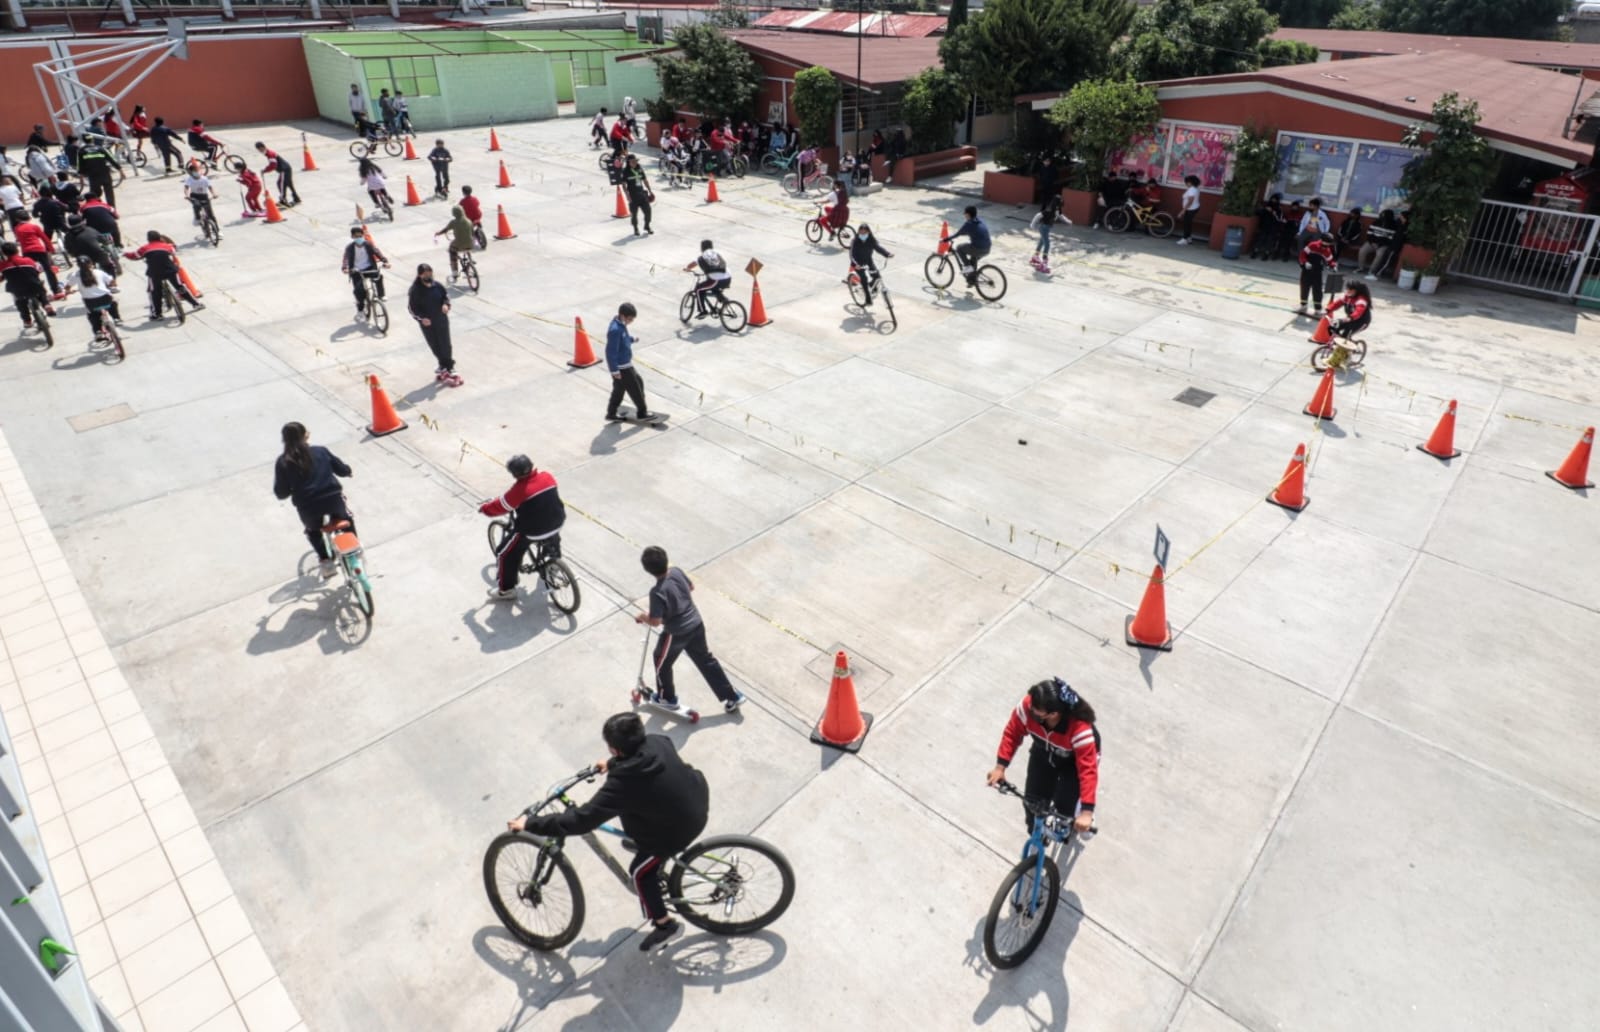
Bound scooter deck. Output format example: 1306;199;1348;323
630;687;699;722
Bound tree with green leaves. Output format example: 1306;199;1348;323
1377;0;1566;40
1328;0;1382;29
794;67;842;149
1260;0;1343;27
1217;124;1280;215
902;68;969;152
1398;92;1497;270
947;0;970;32
941;0;1135;109
1046;78;1161;188
651;25;762;121
1260;38;1319;66
1116;0;1311;83
706;0;750;29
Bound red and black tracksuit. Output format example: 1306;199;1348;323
1298;238;1337;309
0;255;51;327
260;148;301;205
995;696;1100;829
1326;293;1371;339
123;239;199;317
479;471;565;591
13;222;60;295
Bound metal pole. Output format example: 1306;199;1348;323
854;0;863;156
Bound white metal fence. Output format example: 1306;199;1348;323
1449;198;1600;300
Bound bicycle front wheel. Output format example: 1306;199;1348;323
847;271;870;308
464;261;479;293
836;225;854;247
382;139;404;158
472;224;487;251
973;264;1008;302
30;300;54;349
487;517;509;556
924;253;954;289
679;290;696;325
164;282;186;325
804;219;823;244
203;217;220;246
781;173;799;194
719;299;747;334
483;832;586;950
370;298;389;336
760;154;783;174
1104;207;1132;233
668;835;795;935
1149;212;1176;238
540;558;580;614
983;854;1060;969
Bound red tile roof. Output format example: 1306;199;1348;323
1157;51;1593;165
1271;28;1600;72
726;28;942;87
752;9;946;37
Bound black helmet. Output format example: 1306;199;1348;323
506;454;533;478
1026;677;1078;715
67;213;84;227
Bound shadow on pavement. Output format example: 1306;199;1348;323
249;570;373;653
968;886;1086;1032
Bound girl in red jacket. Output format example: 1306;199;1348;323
986;678;1100;833
1325;280;1372;339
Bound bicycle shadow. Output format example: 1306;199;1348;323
327;322;386;343
967;886;1087;1032
248;566;373;654
473;923;788;1032
0;332;51;356
50;346;123;371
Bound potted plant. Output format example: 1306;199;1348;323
1046;78;1160;228
1210;125;1278;254
643;96;675;148
1397;262;1420;290
1396;92;1496;292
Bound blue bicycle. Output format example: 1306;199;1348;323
982;779;1097;968
483;766;796;950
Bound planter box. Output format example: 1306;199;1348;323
870;153;890;183
891;145;979;186
983;170;1036;205
1399;243;1434;276
646;120;662;149
1209;213;1256;253
1059;188;1096;227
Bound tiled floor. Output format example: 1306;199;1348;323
0;430;306;1032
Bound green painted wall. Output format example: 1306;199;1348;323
434;51;558;126
304;38;363;125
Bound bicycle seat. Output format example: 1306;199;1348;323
323;519;352;533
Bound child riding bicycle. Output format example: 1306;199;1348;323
941;205;992;285
682;239;732;317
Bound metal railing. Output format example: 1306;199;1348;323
1449;198;1600;299
0;710;122;1031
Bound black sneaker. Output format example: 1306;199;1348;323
638;918;681;952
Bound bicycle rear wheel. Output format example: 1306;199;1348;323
344;555;375;618
348;141;369;159
130;148;148;169
1149;212;1176;238
973;264;1008;302
101;315;124;360
163;281;186;325
483;832;586;950
924;253;954;289
223;155;245;175
30;299;54;349
540;558;580;614
781;173;799;194
982;853;1060;969
668;835;795;935
370;297;389;336
472;224;487;251
718;299;747;334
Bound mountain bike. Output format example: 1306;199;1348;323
483;766;796;951
453;249;479;293
485;520;580;614
679;271;747;333
782;163;832;197
847;259;895;331
322;513;374;619
349;130;404;160
924;249;1008;302
713;150;748;179
805;203;854;247
356;271;388;335
982;780;1096;968
21;294;54;349
1104;198;1175;238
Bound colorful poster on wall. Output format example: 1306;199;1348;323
1167;124;1235;190
1343;143;1414;213
1272;135;1352;203
1108;126;1170;180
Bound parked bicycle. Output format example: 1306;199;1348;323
679;270;747;333
782;163;833;197
847;259;896;331
924;248;1008;302
805;203;854;247
356;271;388;335
760;148;800;176
660;154;690;189
321;513;375;619
483;766;796;950
1104;198;1175;238
485;520;580;614
349;129;404;160
982;779;1096;968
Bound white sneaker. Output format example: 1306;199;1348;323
1365;274;1377;281
1176;238;1190;246
318;559;339;579
724;692;747;713
486;587;516;601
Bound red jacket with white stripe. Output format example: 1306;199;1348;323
479;470;565;538
1326;293;1369;322
995;696;1100;810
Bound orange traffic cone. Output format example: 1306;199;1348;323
366;374;407;437
1303;368;1337;420
404;175;422;207
262;192;285;224
1546;426;1595;489
494;204;516;240
362;223;373;245
748;277;771;327
1309;315;1334;345
568;317;600;368
612;186;629;219
1417;399;1462;460
301;135;318;172
1124;565;1173;651
1267;442;1310;512
497;160;513;188
175;259;202;299
810;650;872;753
355;202;365;223
403;136;418;161
705;175;720;203
488;127;502;152
937;219;950;255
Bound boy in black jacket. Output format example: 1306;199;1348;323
510;713;709;951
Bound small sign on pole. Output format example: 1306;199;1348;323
745;257;764;278
1153;525;1170;570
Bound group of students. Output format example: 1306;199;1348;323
347;82;413;138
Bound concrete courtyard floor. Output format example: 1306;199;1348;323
2;117;1598;1031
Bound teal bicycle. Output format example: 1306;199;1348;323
982;779;1097;968
320;513;374;618
484;766;796;950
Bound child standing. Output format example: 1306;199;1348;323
1177;174;1201;245
427;139;452;197
237;166;266;218
1029;194;1070;273
634;545;745;714
1297;233;1338;314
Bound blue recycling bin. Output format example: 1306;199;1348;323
1221;225;1245;259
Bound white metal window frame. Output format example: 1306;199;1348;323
1270;128;1412;211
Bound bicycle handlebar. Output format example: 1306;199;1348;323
992;779;1099;833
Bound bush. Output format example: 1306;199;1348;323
794;66;841;149
652;25;761;122
1046;78;1160;190
901;68;967;154
1398;92;1497;266
1218;125;1279;217
644;97;676;125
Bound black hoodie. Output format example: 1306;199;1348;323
525;734;709;856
